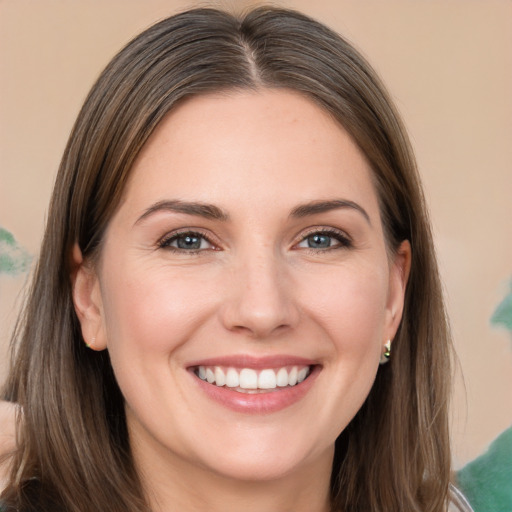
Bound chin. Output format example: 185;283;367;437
189;427;333;484
205;451;314;483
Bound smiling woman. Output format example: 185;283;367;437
76;89;409;492
0;6;471;512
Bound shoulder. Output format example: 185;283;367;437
448;484;474;512
0;401;17;450
0;401;18;491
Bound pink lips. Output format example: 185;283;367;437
187;355;320;414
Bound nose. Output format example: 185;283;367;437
219;250;300;339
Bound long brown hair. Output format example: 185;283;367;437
1;7;452;511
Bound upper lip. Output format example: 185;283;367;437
186;354;319;370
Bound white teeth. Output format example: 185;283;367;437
258;369;277;389
225;368;239;388
276;367;289;387
239;368;258;389
206;368;215;384
288;367;298;386
214;367;225;387
297;367;308;383
195;365;311;391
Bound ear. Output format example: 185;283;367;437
385;240;412;341
70;244;107;351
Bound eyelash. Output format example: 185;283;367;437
294;228;352;252
157;227;352;254
157;230;217;254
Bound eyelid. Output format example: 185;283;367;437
157;228;220;252
292;226;353;250
156;225;352;253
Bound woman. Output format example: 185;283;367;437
0;6;472;512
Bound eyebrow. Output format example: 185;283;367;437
135;198;370;225
290;199;371;225
135;200;230;224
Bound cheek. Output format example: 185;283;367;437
300;262;389;352
303;264;389;430
99;261;219;359
97;261;224;433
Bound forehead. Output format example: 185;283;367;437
121;89;380;221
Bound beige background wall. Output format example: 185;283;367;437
1;0;511;468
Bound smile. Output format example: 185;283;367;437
188;357;320;413
194;365;312;393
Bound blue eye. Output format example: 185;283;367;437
305;234;332;249
297;230;351;250
159;231;214;252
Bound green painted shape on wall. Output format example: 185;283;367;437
0;227;31;276
491;280;512;331
457;427;512;512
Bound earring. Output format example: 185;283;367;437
86;336;96;349
379;340;391;365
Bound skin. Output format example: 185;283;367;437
0;401;16;489
72;89;410;512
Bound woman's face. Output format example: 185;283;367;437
74;89;409;486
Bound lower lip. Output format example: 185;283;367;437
190;366;320;414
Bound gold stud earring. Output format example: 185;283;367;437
379;340;391;365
